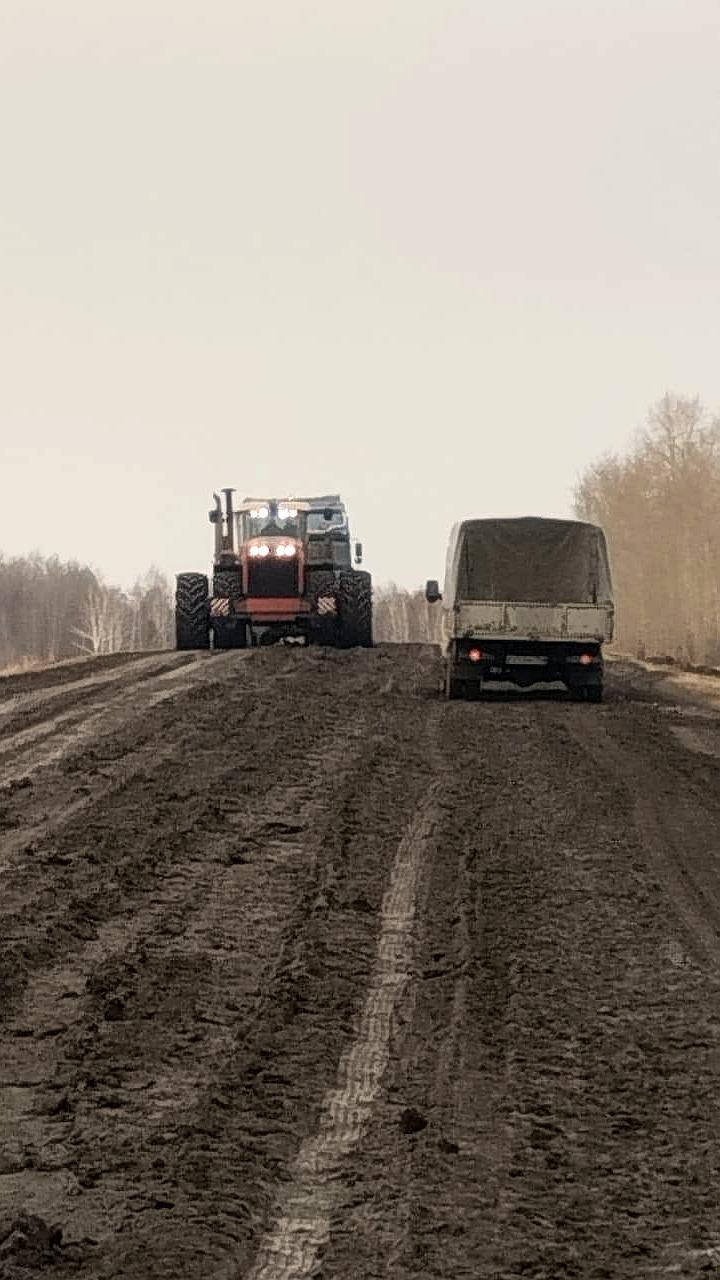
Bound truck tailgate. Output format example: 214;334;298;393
453;600;614;643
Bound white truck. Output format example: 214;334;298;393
426;517;614;702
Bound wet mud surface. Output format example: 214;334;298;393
1;649;720;1277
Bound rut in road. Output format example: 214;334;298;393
0;645;440;1279
0;652;252;878
245;724;445;1280
0;651;227;789
315;674;720;1279
3;651;720;1278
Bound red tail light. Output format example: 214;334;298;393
579;653;595;665
468;648;484;663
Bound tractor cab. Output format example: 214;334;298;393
241;500;306;542
304;496;362;570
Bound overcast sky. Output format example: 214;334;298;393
2;0;719;588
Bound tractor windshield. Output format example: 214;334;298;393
307;509;347;534
243;503;303;539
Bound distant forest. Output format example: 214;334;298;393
0;558;173;671
575;393;720;665
2;392;719;669
0;556;437;670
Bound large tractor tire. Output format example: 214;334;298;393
212;618;248;650
307;570;340;647
336;571;372;649
213;567;242;600
175;573;210;650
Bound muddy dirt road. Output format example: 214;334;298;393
1;647;720;1278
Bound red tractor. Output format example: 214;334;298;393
175;489;372;650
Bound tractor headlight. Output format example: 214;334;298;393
278;505;298;520
250;544;271;558
276;544;296;557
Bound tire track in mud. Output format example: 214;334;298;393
315;681;720;1279
0;646;442;1279
244;730;443;1280
0;655;249;897
0;651;145;697
0;651;193;727
0;649;316;1023
84;653;442;1279
565;704;720;981
317;698;518;1280
0;718;369;1247
7;651;720;1278
0;651;239;790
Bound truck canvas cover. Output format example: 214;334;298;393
445;517;613;607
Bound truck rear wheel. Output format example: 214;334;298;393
176;573;210;650
444;662;464;700
569;681;603;703
336;571;372;649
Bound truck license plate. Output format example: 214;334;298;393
507;655;548;665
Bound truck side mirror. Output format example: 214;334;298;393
354;541;363;565
425;579;442;603
209;509;220;524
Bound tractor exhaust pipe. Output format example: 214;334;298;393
210;492;223;558
222;488;236;554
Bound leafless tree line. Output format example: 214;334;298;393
0;555;173;670
575;393;720;665
372;586;442;644
6;397;715;666
0;554;440;666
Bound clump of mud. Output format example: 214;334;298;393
0;1214;83;1276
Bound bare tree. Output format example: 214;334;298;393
0;553;174;670
373;584;442;644
73;585;128;655
575;393;720;664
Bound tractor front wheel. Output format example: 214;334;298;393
175;573;210;650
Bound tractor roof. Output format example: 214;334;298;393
239;497;311;512
239;495;347;513
302;494;344;508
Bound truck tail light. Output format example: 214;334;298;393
469;648;484;663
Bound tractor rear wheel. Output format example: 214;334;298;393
175;573;210;650
307;570;340;646
212;619;248;650
336;571;372;648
